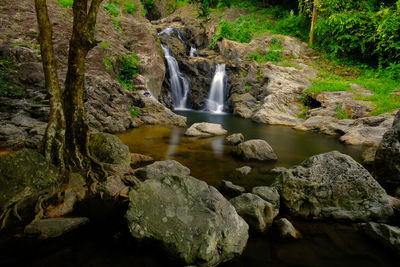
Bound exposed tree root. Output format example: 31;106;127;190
0;187;34;230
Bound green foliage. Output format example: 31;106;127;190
0;59;23;97
111;17;123;32
130;106;139;117
124;1;138;14
271;12;309;41
57;0;73;8
334;102;352;119
104;1;121;17
313;0;400;67
250;51;283;64
100;40;111;48
118;52;139;90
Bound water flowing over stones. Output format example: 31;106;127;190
207;64;227;113
160;44;191;109
189;46;197;57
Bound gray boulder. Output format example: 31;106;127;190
374;110;400;187
185;122;228;137
24;217;89;239
230;193;276;232
361;222;400;256
126;171;248;266
232;139;277;161
252;186;280;217
274;151;393;221
225;133;244;145
135;160;190;180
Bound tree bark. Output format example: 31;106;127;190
63;0;103;170
309;0;320;45
34;0;66;169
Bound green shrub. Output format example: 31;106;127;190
104;1;121;17
57;0;73;8
124;1;138;14
118;52;139;90
130;106;139;117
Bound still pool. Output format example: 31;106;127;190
1;111;398;267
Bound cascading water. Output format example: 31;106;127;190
159;27;186;44
161;44;191;109
207;64;227;113
189;47;197;57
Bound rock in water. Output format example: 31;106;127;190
252;186;280;217
374;110;400;187
361;222;400;256
274;218;300;239
221;180;245;198
274;151;393;221
235;166;252;175
232;139;277;161
126;165;248;266
230;193;276;232
225;133;244;145
185;122;228;137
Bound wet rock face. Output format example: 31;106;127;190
374;110;400;187
274;151;393;221
232;139;277;161
126;164;249;266
135;160;190;180
24;217;89;239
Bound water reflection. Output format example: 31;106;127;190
166;127;180;159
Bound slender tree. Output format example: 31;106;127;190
34;0;104;171
309;0;320;45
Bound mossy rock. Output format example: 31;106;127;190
0;149;60;208
89;132;131;166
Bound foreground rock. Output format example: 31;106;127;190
230;193;276;232
274;218;300;239
274;151;393;221
185;122;228;137
225;133;244;145
232;139;277;161
135;160;190;180
24;217;89;239
89;132;131;166
360;222;400;256
130;153;155;169
126;162;249;266
374;110;400;187
0;149;60;214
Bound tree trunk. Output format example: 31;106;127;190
63;0;103;170
309;0;320;45
34;0;66;169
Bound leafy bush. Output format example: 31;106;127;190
118;52;139;90
57;0;73;8
104;1;121;17
130;106;139;117
124;1;138;14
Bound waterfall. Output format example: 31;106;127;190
161;44;190;110
207;64;227;113
159;27;186;44
189;47;197;57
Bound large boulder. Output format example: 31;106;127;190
374;110;400;187
88;132;131;166
0;149;60;209
274;151;393;221
135;160;190;180
126;165;248;266
230;193;276;232
185;122;228;137
232;139;277;161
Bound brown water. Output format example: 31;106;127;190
1;111;399;266
118;110;365;190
